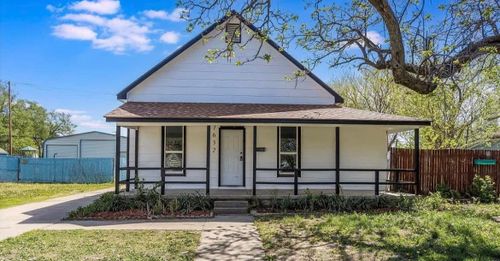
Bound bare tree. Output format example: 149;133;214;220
179;0;499;94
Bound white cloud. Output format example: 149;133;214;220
49;2;187;54
54;14;153;53
143;10;168;20
346;30;385;51
54;109;86;114
92;17;153;53
70;0;120;15
366;31;384;45
52;24;96;40
160;31;180;44
143;8;187;22
61;13;106;25
55;109;111;131
46;4;64;13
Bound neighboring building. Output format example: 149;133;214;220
105;12;430;196
43;131;126;159
0;148;8;156
20;146;38;158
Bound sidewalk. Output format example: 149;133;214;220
45;215;265;261
0;190;265;260
0;188;111;241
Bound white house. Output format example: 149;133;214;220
105;12;429;197
43;131;126;159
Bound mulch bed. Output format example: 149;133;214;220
71;210;213;220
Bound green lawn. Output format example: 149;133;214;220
255;202;500;260
0;182;112;209
0;230;200;261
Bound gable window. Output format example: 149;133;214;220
225;23;241;43
278;127;300;177
165;126;185;175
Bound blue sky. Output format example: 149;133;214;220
0;0;441;134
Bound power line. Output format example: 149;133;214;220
10;81;118;96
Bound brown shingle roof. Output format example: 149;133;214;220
105;102;430;125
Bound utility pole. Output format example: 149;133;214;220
7;81;12;155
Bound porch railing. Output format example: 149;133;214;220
117;166;210;194
254;168;417;196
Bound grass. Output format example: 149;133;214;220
0;182;112;209
255;199;500;260
0;230;200;261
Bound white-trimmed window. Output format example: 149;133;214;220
278;126;298;176
165;126;185;175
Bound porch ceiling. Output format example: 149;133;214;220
105;102;430;126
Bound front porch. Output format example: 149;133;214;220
113;124;421;197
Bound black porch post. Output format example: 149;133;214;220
206;126;210;195
252;126;257;196
114;125;121;194
134;128;139;189
414;128;420;195
161;126;165;195
126;128;130;192
335;127;340;195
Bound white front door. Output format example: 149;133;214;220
220;129;244;186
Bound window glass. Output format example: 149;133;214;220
165;126;183;171
166;153;183;169
280;127;297;152
279;127;298;174
280;154;296;171
166;126;183;151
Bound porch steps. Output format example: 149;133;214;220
214;200;249;215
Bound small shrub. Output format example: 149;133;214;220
68;189;213;219
436;183;461;199
470;175;497;203
257;194;418;213
414;193;447;210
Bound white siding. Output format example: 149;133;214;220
135;126;208;189
136;126;161;184
127;18;336;105
339;126;388;191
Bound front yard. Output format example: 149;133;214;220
0;230;199;261
0;182;112;209
255;199;500;260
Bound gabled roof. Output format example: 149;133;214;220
43;131;123;142
116;11;344;103
105;102;431;125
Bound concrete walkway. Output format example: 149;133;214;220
0;188;111;241
1;190;265;260
44;215;265;260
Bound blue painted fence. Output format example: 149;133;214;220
0;156;114;183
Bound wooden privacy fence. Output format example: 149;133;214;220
0;156;114;183
390;149;500;195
